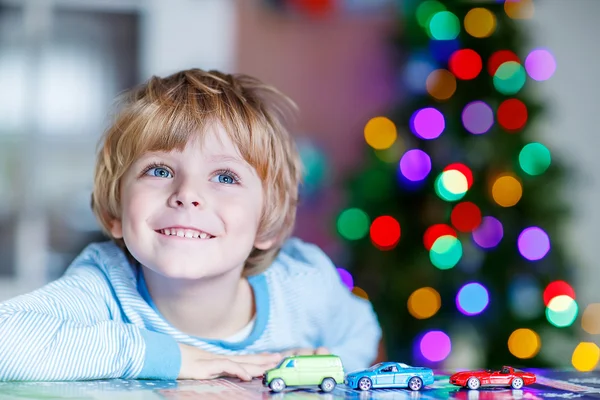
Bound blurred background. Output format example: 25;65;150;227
1;0;599;371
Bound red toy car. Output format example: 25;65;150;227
449;366;536;390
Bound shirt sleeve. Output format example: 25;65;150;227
282;238;382;373
0;260;181;381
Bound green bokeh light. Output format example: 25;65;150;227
519;142;551;175
430;235;463;269
337;208;370;241
434;171;467;202
493;61;527;95
429;11;460;40
416;0;446;28
546;296;578;328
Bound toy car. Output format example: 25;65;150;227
262;354;345;393
449;366;536;390
345;362;435;391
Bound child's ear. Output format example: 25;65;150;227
254;237;276;250
110;219;123;239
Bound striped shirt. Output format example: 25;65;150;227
0;237;381;381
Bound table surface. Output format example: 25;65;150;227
2;370;600;399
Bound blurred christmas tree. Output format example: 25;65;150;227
337;0;576;368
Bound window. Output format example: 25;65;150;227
285;360;295;368
381;365;398;373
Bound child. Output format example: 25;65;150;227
0;69;381;382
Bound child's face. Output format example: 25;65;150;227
110;123;273;279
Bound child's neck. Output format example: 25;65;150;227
141;266;255;339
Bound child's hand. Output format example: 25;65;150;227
279;347;330;357
178;343;283;381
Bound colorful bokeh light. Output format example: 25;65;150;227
472;216;504;249
494;61;526;95
451;202;482;232
410;107;445;139
429;39;461;64
464;8;496;38
449;49;482;80
337;208;370;240
488;50;520;76
364;116;397;150
543;280;575;306
546;295;578;328
370;216;401;250
408;287;441;319
416;0;446;29
444;163;474;189
399;149;432;182
572;342;600;372
582;304;600;335
509;277;543;319
508;328;541;359
375;140;404;164
430;235;462;270
336;268;354;290
429;11;460;40
419;330;452;362
352;286;369;300
403;52;437;95
519;142;551;175
525;49;556;81
498;98;528;132
435;170;468;202
456;282;489;316
462;101;494;135
518;226;551;261
491;174;522;207
426;69;456;101
423;224;457;250
505;0;535;20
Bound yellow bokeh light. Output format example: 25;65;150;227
352;286;369;300
504;0;534;20
364;116;397;150
374;140;405;164
408;287;441;319
443;170;469;195
464;8;497;38
548;295;575;312
508;328;541;359
572;342;600;372
582;303;600;334
491;174;522;207
426;69;457;101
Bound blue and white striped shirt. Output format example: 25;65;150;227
0;237;381;381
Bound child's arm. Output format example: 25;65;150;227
0;262;181;381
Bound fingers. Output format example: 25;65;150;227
280;348;330;357
316;347;330;355
202;359;257;382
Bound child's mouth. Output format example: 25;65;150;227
155;228;215;239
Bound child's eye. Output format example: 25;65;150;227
211;170;240;185
144;165;173;178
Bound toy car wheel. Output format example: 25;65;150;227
408;377;423;391
511;377;524;389
320;377;336;393
358;377;372;391
269;378;286;393
467;377;481;390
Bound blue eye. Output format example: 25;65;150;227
147;167;172;178
212;171;239;185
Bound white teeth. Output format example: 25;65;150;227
176;231;185;237
164;229;171;236
184;231;193;238
199;232;208;239
159;228;212;239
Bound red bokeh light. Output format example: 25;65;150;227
543;280;576;306
288;0;335;16
423;224;457;251
488;50;521;76
449;49;483;80
450;202;482;232
498;99;528;132
370;216;401;250
444;163;474;189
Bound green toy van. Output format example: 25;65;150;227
262;354;345;393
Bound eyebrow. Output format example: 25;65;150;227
208;154;254;173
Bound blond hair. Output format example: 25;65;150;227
91;68;303;275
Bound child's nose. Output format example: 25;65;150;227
168;186;205;208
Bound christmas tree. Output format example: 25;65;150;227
336;0;576;369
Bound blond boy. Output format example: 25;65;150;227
0;69;381;381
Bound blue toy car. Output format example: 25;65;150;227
345;362;434;391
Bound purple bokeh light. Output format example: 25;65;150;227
518;226;551;261
525;49;556;81
336;267;354;290
410;107;445;140
462;101;494;134
399;149;432;182
419;330;452;362
472;216;504;249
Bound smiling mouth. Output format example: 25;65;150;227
156;228;215;239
